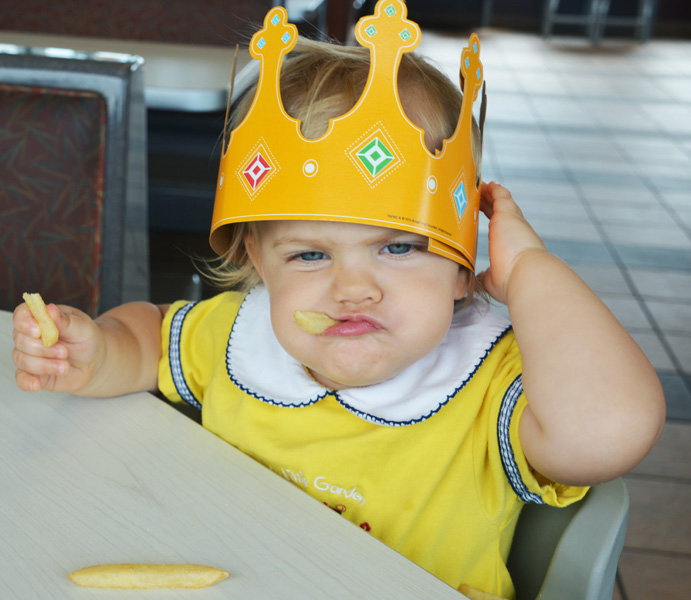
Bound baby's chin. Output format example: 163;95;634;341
305;364;404;391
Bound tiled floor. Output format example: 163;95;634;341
417;27;691;600
149;25;691;600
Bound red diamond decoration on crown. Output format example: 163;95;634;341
244;152;271;189
237;140;278;197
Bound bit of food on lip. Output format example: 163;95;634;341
67;563;229;589
22;292;59;347
294;310;338;334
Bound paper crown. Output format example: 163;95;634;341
210;0;485;271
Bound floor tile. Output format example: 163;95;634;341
615;134;690;163
627;269;691;301
599;296;652;329
658;373;691;421
645;301;691;333
660;190;691;210
617;550;691;600
622;477;691;554
664;334;691;374
569;264;631;295
630;422;691;480
598;222;691;250
639;103;691;136
515;198;592;222
493;178;580;202
616;245;691;272
542;239;616;266
594;205;681;227
527;216;603;242
675;209;691;230
579;182;659;207
629;331;676;371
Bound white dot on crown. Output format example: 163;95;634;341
427;176;437;193
219;173;224;189
303;160;318;177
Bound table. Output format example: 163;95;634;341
0;32;250;112
0;311;465;598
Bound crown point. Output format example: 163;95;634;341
355;0;420;52
250;6;297;59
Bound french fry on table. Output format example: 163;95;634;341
67;563;229;589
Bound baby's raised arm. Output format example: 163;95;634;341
479;182;665;486
13;301;165;397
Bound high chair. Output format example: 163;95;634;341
507;478;629;600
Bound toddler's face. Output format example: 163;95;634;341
246;220;468;390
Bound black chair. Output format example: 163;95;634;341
0;46;148;317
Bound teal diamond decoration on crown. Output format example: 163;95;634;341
385;4;397;16
454;181;468;219
365;24;377;37
356;137;395;177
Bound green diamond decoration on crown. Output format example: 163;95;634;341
400;28;411;41
356;137;395;177
347;127;403;185
385;4;397;16
365;24;377;37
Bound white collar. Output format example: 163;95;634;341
226;286;511;426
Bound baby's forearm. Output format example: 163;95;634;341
76;302;165;398
507;250;665;485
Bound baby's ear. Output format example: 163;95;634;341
243;233;265;280
454;267;471;301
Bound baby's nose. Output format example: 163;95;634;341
331;265;383;305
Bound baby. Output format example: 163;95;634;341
12;3;664;598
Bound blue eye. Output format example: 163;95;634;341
383;243;415;255
297;250;328;262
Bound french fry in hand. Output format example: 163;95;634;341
22;292;59;347
294;310;337;334
67;563;229;589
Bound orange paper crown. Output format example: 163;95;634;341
210;0;485;271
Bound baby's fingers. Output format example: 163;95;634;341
12;325;70;392
12;343;69;384
13;303;42;341
481;182;523;218
15;368;48;393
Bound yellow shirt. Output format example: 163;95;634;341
159;287;586;598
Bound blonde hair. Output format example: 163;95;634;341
204;37;483;302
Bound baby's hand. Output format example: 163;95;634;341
477;182;547;305
12;302;104;393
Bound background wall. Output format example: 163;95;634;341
1;1;690;42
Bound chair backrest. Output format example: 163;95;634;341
0;47;149;317
507;478;629;600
